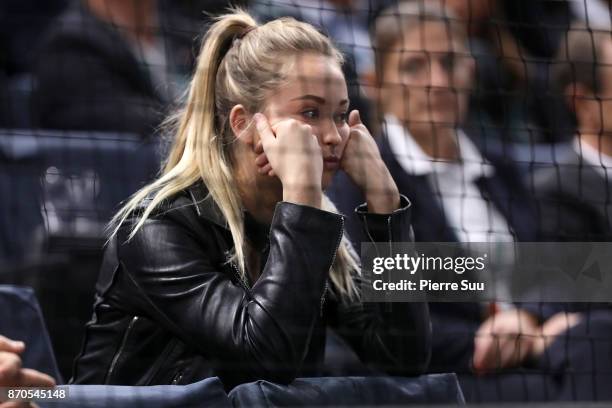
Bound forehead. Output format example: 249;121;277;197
395;20;466;54
274;53;347;99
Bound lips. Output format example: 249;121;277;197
323;156;340;170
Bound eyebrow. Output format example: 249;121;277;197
290;94;350;106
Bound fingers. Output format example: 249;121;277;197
0;402;35;408
531;312;582;358
474;333;513;373
474;332;533;373
473;333;496;373
543;312;581;337
252;115;277;177
497;336;523;368
255;140;264;154
0;351;22;386
258;163;273;175
253;113;276;151
255;152;268;166
0;352;54;389
18;368;55;388
348;109;362;127
0;337;24;354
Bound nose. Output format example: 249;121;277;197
429;59;451;89
320;120;343;151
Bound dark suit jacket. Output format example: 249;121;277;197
33;2;195;136
535;149;612;241
531;149;612;317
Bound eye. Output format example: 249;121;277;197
335;111;348;124
401;57;427;74
300;109;319;120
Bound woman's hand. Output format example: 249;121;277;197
341;110;400;214
254;113;323;208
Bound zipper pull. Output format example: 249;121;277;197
320;281;329;317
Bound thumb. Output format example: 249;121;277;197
253;113;275;150
0;336;25;354
348;109;362;127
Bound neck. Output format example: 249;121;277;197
87;0;157;44
407;123;460;160
235;172;281;226
579;132;612;157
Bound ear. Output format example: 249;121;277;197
566;82;594;115
229;104;254;144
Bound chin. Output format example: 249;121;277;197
321;170;337;191
430;112;458;126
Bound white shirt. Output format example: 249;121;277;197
384;115;515;245
574;137;612;179
570;0;612;31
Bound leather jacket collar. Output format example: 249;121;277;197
186;181;270;251
187;182;228;229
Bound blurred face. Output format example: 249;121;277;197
232;52;350;198
577;38;612;136
380;21;473;129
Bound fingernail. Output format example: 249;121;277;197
12;340;25;349
253;113;262;123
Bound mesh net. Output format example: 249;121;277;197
0;0;611;404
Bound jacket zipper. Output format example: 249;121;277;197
106;316;139;384
171;370;184;385
321;217;345;316
231;261;251;291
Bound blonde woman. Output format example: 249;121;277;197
71;10;430;389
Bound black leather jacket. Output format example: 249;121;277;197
71;182;431;389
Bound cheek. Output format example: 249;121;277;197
338;124;351;153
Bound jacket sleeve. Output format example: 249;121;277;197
329;195;432;375
117;201;344;386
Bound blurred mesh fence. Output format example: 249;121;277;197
0;0;611;404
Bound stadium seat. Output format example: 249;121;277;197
0;128;160;378
38;374;463;407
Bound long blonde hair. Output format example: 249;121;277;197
110;9;359;300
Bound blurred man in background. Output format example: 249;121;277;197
33;0;195;137
329;1;611;401
527;25;612;401
539;24;612;241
